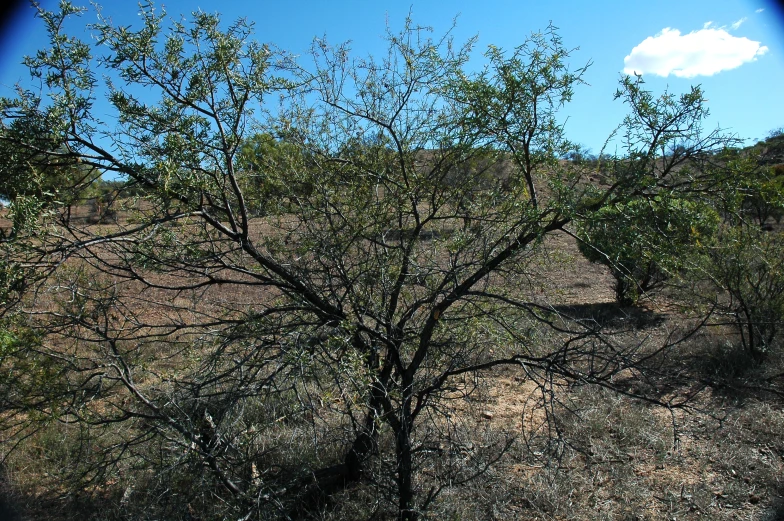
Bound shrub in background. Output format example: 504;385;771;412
576;195;718;305
697;227;784;360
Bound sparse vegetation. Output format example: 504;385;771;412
0;2;782;520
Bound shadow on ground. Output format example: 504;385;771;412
760;483;784;521
0;466;21;521
551;301;666;329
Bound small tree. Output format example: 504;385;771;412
684;226;784;360
744;167;784;228
683;150;784;360
577;196;719;305
0;4;737;519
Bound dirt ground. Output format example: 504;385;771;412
1;208;783;521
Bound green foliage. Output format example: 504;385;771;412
697;227;784;359
573;74;736;305
0;0;101;221
235;132;312;215
0;137;98;225
577;196;719;305
0;3;751;520
0;319;64;417
706;147;784;226
746;165;784;225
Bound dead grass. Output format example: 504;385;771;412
2;207;784;520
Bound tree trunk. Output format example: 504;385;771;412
345;406;379;481
395;393;417;521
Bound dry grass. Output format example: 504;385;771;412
2;207;783;520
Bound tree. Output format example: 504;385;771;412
571;74;744;305
678;147;784;361
740;160;784;228
576;196;719;305
696;226;784;360
0;4;737;519
0;135;102;228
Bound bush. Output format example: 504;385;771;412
577;195;719;305
698;227;784;359
743;164;784;226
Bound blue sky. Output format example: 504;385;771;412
1;0;783;155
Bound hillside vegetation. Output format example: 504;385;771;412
1;3;783;520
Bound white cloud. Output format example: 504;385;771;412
624;26;768;78
756;8;764;13
731;17;747;29
703;21;714;29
